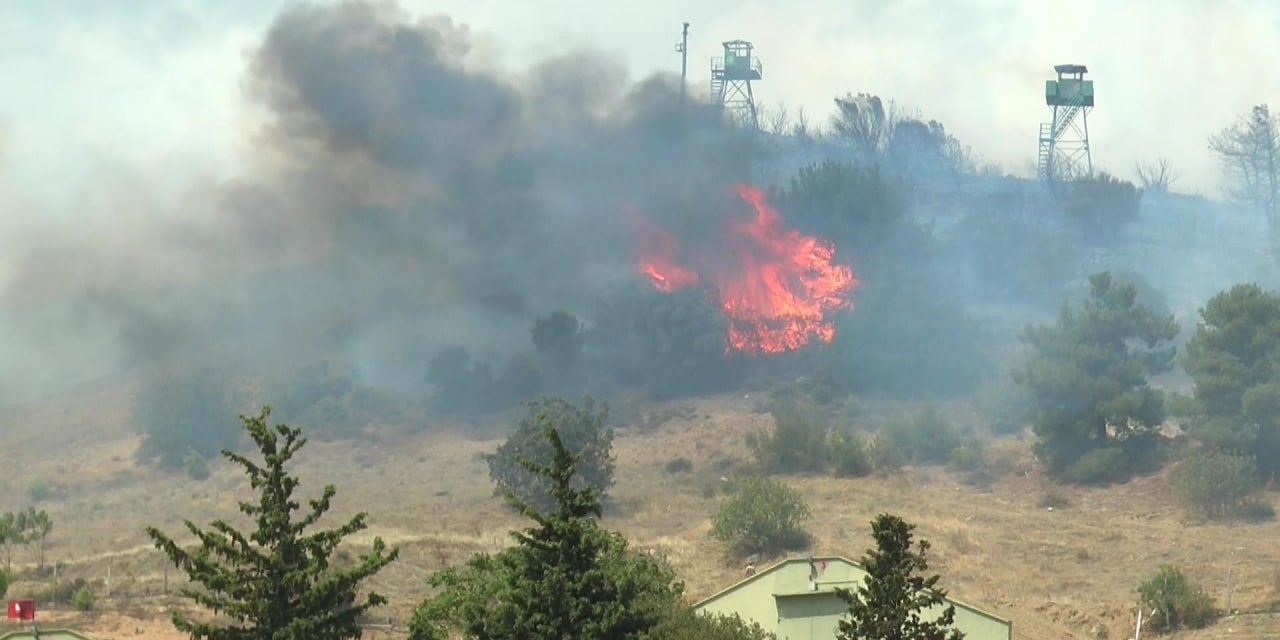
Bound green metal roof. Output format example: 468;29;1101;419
694;555;1011;640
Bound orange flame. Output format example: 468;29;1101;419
632;184;857;355
636;222;700;293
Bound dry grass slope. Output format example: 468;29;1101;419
1;385;1278;639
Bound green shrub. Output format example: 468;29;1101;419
948;441;984;472
909;407;963;463
642;608;777;640
664;458;693;474
425;346;499;415
1138;565;1217;632
866;436;904;473
485;397;614;514
589;287;739;401
882;408;962;465
748;400;830;474
829;430;871;477
1190;416;1258;455
1062;171;1143;240
1061;447;1130;485
71;583;95;611
1166;391;1203;418
264;360;405;440
531;310;584;374
710;477;811;558
1173;449;1262;519
0;568;8;600
977;379;1030;435
40;577;88;605
183;448;210;481
1120;432;1169;476
1238;497;1276;522
26;478;54;502
412;523;682;640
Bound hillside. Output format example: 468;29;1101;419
1;382;1278;640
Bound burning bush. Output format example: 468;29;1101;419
633;184;856;355
780;160;990;397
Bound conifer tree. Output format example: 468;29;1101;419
1015;271;1177;478
411;412;679;639
146;407;397;640
836;514;964;640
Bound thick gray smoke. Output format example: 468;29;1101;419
3;1;1275;414
0;1;749;402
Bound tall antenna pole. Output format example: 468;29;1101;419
677;22;689;105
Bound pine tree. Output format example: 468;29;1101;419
1015;271;1177;478
411;413;679;639
146;407;398;640
835;514;964;640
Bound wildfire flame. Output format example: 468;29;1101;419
635;184;857;354
634;219;699;293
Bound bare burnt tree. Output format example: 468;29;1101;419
762;102;791;137
1209;105;1280;249
830;93;898;154
1134;158;1179;194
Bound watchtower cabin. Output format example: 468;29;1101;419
1038;63;1094;189
711;40;763;130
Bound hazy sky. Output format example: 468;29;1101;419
2;0;1278;219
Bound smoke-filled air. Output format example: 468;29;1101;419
6;2;1280;639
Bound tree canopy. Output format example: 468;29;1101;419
485;396;615;514
1015;272;1178;480
1184;283;1280;476
146;407;398;640
1209;105;1280;241
835;514;964;640
412;418;681;640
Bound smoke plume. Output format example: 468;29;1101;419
0;1;749;403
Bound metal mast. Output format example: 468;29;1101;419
1038;64;1094;190
676;22;689;105
711;40;762;129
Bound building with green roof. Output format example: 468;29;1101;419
694;555;1011;640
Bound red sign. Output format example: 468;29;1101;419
6;599;35;621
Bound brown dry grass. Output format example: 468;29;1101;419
2;384;1279;639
